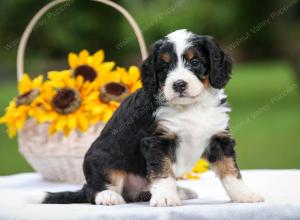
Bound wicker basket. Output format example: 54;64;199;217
17;0;148;184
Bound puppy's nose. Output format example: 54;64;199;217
173;80;187;93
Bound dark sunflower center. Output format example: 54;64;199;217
16;89;40;106
106;82;126;96
73;65;97;82
100;82;129;103
52;88;81;114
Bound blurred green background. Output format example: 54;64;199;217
0;0;300;175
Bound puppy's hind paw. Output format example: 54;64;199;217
178;187;198;200
95;190;125;206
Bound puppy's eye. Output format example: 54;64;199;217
191;59;200;67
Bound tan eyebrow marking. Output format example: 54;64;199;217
185;48;196;61
162;52;171;63
201;77;210;88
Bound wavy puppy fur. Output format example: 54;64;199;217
40;29;263;206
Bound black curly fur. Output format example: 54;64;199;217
42;31;235;205
205;37;232;89
141;39;166;98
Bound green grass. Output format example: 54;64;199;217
227;62;300;169
0;61;300;175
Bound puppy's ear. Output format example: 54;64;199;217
205;36;232;89
141;40;163;96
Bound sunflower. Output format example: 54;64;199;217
85;66;142;123
97;66;141;103
0;74;43;137
192;158;209;173
68;49;115;82
33;72;96;136
84;90;119;124
120;66;142;93
98;66;142;92
47;70;72;87
180;159;209;180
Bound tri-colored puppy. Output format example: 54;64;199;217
37;29;264;206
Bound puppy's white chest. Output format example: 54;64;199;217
155;93;229;177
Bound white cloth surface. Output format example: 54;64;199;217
0;170;300;220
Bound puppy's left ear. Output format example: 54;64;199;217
141;54;157;96
205;36;232;89
141;40;164;97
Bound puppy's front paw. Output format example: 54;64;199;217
95;190;125;206
150;193;181;207
223;177;264;203
231;191;264;203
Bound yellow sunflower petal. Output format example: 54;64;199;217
64;76;76;88
56;116;67;131
15;116;26;129
185;173;200;180
19;74;32;94
63;127;72;136
68;53;79;69
75;75;84;88
130;80;142;92
78;50;90;64
97;62;115;74
102;110;113;123
8;126;17;138
32;75;43;89
67;114;77;130
192;159;209;173
90;115;101;125
49;123;57;135
92;50;104;65
128;66;140;82
92;105;105;115
0;115;6;123
35;111;57;123
77;113;89;131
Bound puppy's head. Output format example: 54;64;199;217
141;29;232;105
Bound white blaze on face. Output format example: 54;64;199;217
164;29;205;105
167;29;192;65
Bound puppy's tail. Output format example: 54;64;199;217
26;186;88;204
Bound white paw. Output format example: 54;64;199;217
178;187;198;200
95;190;125;206
230;191;264;203
150;193;181;207
223;177;264;203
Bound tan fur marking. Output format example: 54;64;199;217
163;157;175;178
212;157;241;180
201;77;210;88
185;48;196;61
149;157;175;181
156;123;177;140
217;132;233;139
108;170;126;193
162;53;171;63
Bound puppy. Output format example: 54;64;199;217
39;29;264;206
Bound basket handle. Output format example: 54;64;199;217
17;0;148;81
